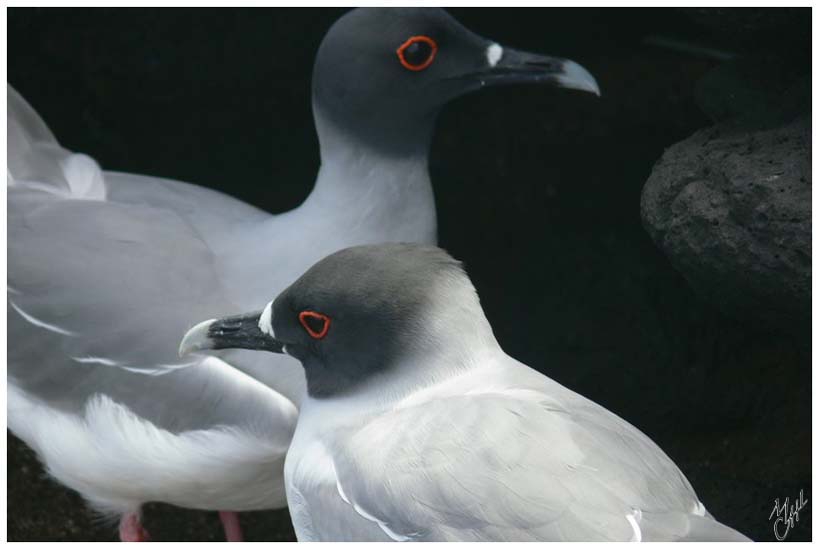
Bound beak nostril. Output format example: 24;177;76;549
213;320;242;334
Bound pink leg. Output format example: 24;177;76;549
119;511;150;542
219;510;244;542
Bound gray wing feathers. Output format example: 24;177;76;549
6;193;260;432
8;85;56;144
332;389;746;541
333;394;629;540
8;84;105;200
9;198;237;369
7;84;263;429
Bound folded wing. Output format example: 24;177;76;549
331;386;749;541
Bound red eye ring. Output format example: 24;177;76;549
299;310;331;340
396;35;438;71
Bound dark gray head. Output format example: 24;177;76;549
312;8;600;157
180;244;494;398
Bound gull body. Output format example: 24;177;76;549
9;8;599;540
8;87;300;539
182;244;752;542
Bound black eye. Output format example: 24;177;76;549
397;35;438;71
299;310;331;339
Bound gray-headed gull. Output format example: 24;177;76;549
9;8;599;541
181;243;751;542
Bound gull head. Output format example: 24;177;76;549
180;243;491;399
312;8;600;156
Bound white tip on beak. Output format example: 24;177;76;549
557;60;601;97
179;318;215;357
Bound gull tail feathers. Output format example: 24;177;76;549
7;84;106;200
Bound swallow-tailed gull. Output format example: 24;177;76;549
180;243;752;542
9;8;599;541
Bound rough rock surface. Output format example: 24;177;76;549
641;115;811;328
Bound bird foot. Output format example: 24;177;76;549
119;512;150;542
219;510;244;542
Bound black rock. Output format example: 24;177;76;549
641;114;811;329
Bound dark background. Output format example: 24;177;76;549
7;7;811;542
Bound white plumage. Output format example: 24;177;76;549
9;357;294;516
10;6;608;539
7;76;432;536
285;354;749;541
206;244;752;542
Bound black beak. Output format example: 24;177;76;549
457;45;600;96
179;311;286;357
